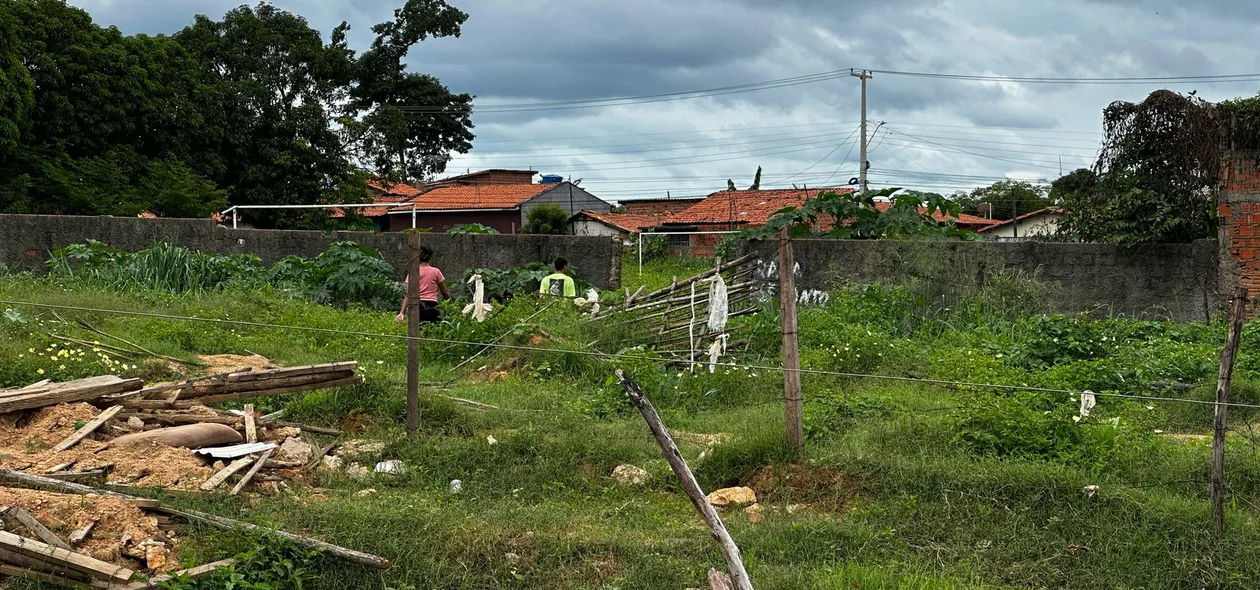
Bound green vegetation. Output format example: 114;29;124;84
523;204;572;235
745;187;979;241
4;251;1260;588
0;0;472;228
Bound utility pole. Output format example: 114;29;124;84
850;69;873;193
1011;186;1019;240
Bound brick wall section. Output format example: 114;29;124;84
0;214;622;289
1219;151;1260;299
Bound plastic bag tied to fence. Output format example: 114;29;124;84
707;334;730;374
1074;390;1097;422
705;274;729;332
462;274;493;322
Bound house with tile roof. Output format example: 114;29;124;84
334;171;612;233
384;179;613;233
570;211;669;240
647;187;1003;254
977;207;1064;241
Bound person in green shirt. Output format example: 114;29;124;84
539;257;577;299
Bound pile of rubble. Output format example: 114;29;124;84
0;362;381;587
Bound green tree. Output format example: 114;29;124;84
1049;168;1095;203
749;166;762;190
175;3;360;228
1058;90;1224;245
523;204;570;235
347;0;474;182
951;179;1051;221
0;5;33;161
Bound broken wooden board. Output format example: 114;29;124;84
0;530;134;582
0;377;142;414
53;405;122;452
2;506;71;551
229;448;273;496
199;456;255;491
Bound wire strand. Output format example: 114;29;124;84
2;299;1254;410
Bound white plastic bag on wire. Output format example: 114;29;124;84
462;274;493;322
707;334;730;374
706;274;729;332
1074;390;1097;422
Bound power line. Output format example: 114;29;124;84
2;300;1255;411
872;69;1260;85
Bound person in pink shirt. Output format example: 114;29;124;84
396;246;450;324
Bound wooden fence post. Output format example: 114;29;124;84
778;229;803;459
406;232;422;435
1212;286;1248;534
615;370;755;590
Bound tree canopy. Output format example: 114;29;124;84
745;188;978;241
951;179;1052;221
0;0;474;227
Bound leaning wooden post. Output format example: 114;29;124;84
405;231;422;434
615;370;754;590
1212;285;1248;534
777;229;803;459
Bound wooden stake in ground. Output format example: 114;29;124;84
406;231;422;434
243;403;257;444
615;370;754;590
777;228;803;459
1212;285;1248;535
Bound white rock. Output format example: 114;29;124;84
345;463;371;481
319;455;344;471
610;464;651;487
338;439;386;457
374;460;406;475
126;417;145;430
276;438;313;463
354;488;377;497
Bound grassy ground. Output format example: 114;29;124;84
4;253;1260;588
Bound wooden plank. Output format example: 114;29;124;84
259;421;342;437
187;371;357;397
5;507;72;551
43;470;108;486
0;530;134;582
194;375;363;406
616;371;754;590
115;399;196;411
229;449;273;496
199;456;255;491
243;404;257;444
54;406;122;452
0;377;142;414
1212;285;1248;535
117;413;240;427
68;520;96;546
0;561;105;589
115;558;237;589
123;498;160;510
217;362;356;384
0;469;392;571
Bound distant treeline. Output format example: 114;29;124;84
0;0;474;228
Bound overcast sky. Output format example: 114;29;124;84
72;0;1260;202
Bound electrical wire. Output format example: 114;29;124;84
3;299;1257;411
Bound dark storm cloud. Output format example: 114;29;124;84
66;0;1260;195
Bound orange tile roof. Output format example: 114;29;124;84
976;207;1065;232
390;184;554;212
575;211;669;233
871;202;1003;227
661;188;857;227
331;193;414;218
367;179;426;197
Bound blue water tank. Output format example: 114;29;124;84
540;174;563;184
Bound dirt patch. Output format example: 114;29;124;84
745;464;854;511
196;354;276;374
0;487;176;570
0;403;216;490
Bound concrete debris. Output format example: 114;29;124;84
610;464;651;487
337;439;386;457
345;463;371;481
354;488;378;497
277;438;314;464
320;455;344;472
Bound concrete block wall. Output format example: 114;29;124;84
0;214;622;290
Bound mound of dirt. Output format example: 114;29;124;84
196;354;276;374
745;464;854;511
0;487;176;569
0;403;215;490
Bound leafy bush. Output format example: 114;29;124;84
951;392;1128;468
461;263;591;302
49;240;263;294
523;204;569;235
269;242;402;310
448;223;499;235
158;534;319;590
